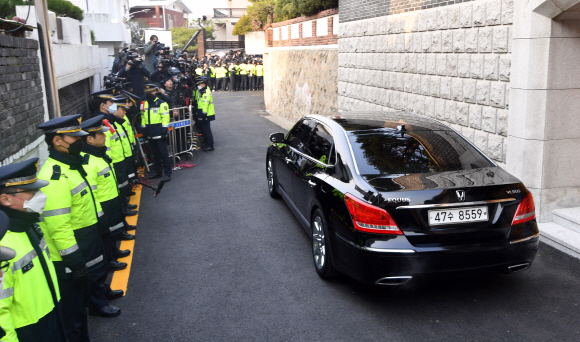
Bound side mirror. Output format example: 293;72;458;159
269;132;285;143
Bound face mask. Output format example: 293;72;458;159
197;85;202;90
108;103;118;114
9;190;48;214
66;139;84;156
146;93;156;101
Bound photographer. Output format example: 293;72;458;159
118;54;150;98
150;59;171;84
143;35;158;71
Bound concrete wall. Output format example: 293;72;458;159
264;11;339;124
338;0;512;167
244;31;264;54
264;49;338;123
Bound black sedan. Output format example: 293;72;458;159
266;112;539;285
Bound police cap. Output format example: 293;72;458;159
81;115;110;134
120;91;142;104
144;83;162;93
196;77;208;84
89;88;115;100
38;114;88;137
0;158;49;192
0;211;16;262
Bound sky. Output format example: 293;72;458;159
184;0;227;20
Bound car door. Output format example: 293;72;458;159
292;122;335;220
274;118;315;199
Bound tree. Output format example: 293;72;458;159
292;0;338;17
171;20;215;52
274;0;299;22
1;0;83;21
232;0;274;35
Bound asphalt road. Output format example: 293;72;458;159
89;91;580;341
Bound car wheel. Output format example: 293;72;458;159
267;157;280;198
312;209;337;279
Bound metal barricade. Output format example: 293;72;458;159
167;106;201;168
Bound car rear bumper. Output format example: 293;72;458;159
333;233;540;285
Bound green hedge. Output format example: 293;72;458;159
1;0;83;21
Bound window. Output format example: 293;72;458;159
167;14;172;20
347;129;492;176
152;15;156;18
287;119;315;148
306;124;335;165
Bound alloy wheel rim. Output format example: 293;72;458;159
267;160;274;192
312;216;325;269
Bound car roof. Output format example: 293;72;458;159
307;111;454;134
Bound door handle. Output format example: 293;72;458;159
308;180;316;187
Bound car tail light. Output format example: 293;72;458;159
344;194;402;235
512;192;536;226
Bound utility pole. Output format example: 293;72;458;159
34;0;61;118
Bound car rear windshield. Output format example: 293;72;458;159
348;129;493;175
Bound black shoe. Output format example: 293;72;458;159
89;305;121;317
202;146;215;152
126;204;138;210
106;289;124;300
126;225;136;231
149;172;162;179
129;191;136;196
109;260;128;270
124;209;138;216
117;232;135;241
115;249;131;258
161;175;171;182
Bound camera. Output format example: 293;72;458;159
126;53;143;67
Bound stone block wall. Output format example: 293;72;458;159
337;0;513;164
265;49;338;123
0;35;46;164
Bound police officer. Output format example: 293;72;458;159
215;63;227;91
0;159;66;342
0;215;16;340
196;77;216;152
195;64;204;77
239;60;248;91
247;61;256;91
36;115;117;340
229;61;237;92
89;92;139;221
256;61;264;90
81;116;131;274
142;86;172;181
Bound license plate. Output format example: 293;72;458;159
428;206;488;226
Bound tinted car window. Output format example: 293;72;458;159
287;118;315;145
306;124;335;164
348;129;492;175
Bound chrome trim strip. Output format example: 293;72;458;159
342;128;361;175
336;233;415;253
510;233;540;244
396;198;517;209
288;146;334;169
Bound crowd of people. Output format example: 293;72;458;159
0;37;222;340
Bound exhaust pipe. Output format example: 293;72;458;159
375;276;412;286
507;263;530;274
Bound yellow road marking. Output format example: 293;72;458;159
110;184;142;295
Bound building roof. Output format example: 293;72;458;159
129;0;193;13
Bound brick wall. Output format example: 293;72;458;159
265;9;338;48
340;0;475;23
338;0;513;164
0;35;46;163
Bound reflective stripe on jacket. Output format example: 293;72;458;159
37;156;103;262
141;97;170;139
0;231;60;340
197;88;215;119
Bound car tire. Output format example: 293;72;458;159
311;208;337;279
267;157;280;198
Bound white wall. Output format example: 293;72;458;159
245;31;264;54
